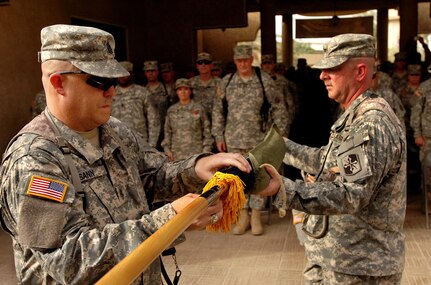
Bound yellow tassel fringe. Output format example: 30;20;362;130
202;171;246;232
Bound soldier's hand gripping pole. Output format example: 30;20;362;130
96;125;286;285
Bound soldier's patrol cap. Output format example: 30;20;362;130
212;61;223;70
38;24;129;78
197;52;212;62
233;45;253;59
120;61;133;72
313;33;376;69
143;60;159;71
408;64;421;75
394;52;407;62
262;54;275;63
175;78;190;89
160;62;174;72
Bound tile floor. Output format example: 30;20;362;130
1;194;431;284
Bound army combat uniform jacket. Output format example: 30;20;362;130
112;84;160;148
0;112;206;284
280;91;406;276
212;69;289;150
162;100;213;161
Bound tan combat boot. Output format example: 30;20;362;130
251;209;263;235
233;209;250;235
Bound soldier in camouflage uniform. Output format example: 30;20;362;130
162;78;213;161
0;24;251;285
391;52;408;96
212;45;289;235
411;66;431;189
261;54;296;135
371;69;406;127
160;62;177;105
112;61;160;148
211;60;224;78
143;60;170;150
261;34;406;284
189;52;222;124
31;89;47;118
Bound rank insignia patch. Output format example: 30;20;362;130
341;154;362;176
27;175;68;203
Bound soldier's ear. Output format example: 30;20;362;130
49;74;65;95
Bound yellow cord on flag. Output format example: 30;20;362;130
202;171;246;232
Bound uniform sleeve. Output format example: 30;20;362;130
1;138;181;284
201;107;213;152
410;94;425;138
283;138;324;175
144;91;161;148
277;110;404;217
161;108;173;153
211;81;226;143
262;74;289;136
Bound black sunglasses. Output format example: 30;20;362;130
197;60;212;65
54;71;118;91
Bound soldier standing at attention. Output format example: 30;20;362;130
261;34;406;284
162;78;212;162
112;61;160;148
212;44;289;235
261;54;296;135
143;60;170;150
0;24;251;285
189;52;222;124
411;65;431;192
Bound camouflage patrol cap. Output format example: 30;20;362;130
233;45;253;59
143;60;159;71
175;78;190;89
120;61;133;72
197;52;212;62
38;24;129;78
394;52;407;62
160;62;174;72
313;33;376;69
262;54;275;63
408;64;421;75
212;61;223;70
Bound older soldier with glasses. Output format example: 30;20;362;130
0;24;251;285
261;34;406;284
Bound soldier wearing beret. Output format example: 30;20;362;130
261;33;406;284
0;24;251;284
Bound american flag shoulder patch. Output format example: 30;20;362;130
26;175;68;203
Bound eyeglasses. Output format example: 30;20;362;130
53;71;118;91
197;60;212;65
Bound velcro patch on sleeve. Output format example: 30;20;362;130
26;175;68;203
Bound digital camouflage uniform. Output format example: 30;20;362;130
374;71;406;126
31;90;47;118
411;78;431;163
112;84;160;148
189;75;222;122
145;82;170;146
268;72;296;134
0;113;205;284
162;100;212;161
279;91;406;283
212;68;289;209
